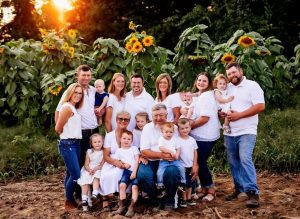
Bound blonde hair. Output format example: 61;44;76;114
89;133;104;151
108;73;126;97
155;73;172;102
94;79;105;87
161;122;174;131
61;83;84;109
213;73;229;89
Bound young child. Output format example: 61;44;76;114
179;91;195;120
94;79;109;126
77;133;105;211
132;112;150;148
156;122;186;197
113;131;140;217
213;73;234;133
177;118;198;207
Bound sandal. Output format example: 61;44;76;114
202;188;216;202
196;188;208;199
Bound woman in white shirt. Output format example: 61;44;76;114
55;83;84;211
155;73;181;123
100;111;131;208
105;73;126;132
190;72;221;202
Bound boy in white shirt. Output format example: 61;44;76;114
177;118;198;207
156;122;186;197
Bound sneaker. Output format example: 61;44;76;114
191;193;199;200
225;190;240;201
223;125;231;134
246;191;260;208
179;200;187;208
187;199;196;206
81;200;88;212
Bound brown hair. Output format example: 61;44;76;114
225;62;242;70
135;112;150;130
108;73;126;97
155;73;172;102
121;130;133;141
75;65;91;77
193;72;212;92
213;73;229;89
89;133;104;151
177;118;191;127
61;83;84;109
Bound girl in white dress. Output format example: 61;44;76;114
77;133;105;211
132;112;150;148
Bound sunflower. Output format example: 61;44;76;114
221;53;236;64
68;29;76;39
238;36;256;48
48;85;63;96
129;37;139;44
255;49;271;56
125;42;132;52
141;31;146;35
0;47;4;54
132;41;143;53
142;36;154;47
129;21;135;30
69;47;75;58
61;42;69;52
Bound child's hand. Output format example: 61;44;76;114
228;96;234;102
124;163;131;169
130;173;136;180
89;169;95;175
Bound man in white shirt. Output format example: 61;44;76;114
137;103;181;211
224;62;265;208
55;65;98;166
124;73;155;131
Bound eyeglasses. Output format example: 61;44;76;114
74;92;83;95
117;117;130;122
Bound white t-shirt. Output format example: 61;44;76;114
155;93;181;122
225;77;265;136
103;130;120;156
132;129;142;148
114;147;140;171
157;136;180;154
59;103;82;139
178;136;198;168
140;122;178;161
124;88;154;131
190;91;221;141
56;86;98;130
214;88;231;113
107;93;125;131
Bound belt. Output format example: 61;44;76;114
82;128;98;135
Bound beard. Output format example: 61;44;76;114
230;76;242;85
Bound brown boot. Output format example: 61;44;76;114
125;200;136;218
64;200;77;212
114;199;126;215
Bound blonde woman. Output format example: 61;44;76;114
155;73;181;123
55;83;84;211
105;73;126;132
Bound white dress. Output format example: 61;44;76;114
77;149;103;186
214;89;231;113
99;131;124;196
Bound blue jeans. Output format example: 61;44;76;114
119;169;139;186
224;134;259;194
157;160;185;186
196;140;215;188
58;139;81;201
137;160;180;206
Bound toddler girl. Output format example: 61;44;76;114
77;133;105;211
94;79;109;126
113;131;140;217
213;73;234;133
132;112;150;148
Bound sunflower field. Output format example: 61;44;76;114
0;22;299;126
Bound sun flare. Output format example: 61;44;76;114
53;0;73;11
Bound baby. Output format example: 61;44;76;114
94;79;109;126
213;73;234;133
180;91;195;120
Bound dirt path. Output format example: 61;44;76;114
0;172;299;218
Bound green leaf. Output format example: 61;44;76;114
6;82;17;95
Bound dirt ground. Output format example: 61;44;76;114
0;172;299;219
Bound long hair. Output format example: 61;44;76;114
108;72;126;97
193;72;212;93
155;73;172;102
61;83;84;109
213;73;229;89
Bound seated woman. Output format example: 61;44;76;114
100;111;131;209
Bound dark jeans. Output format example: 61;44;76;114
137;160;180;206
196;140;216;188
58;139;81;202
119;169;139;186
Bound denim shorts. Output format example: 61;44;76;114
119;169;139;186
